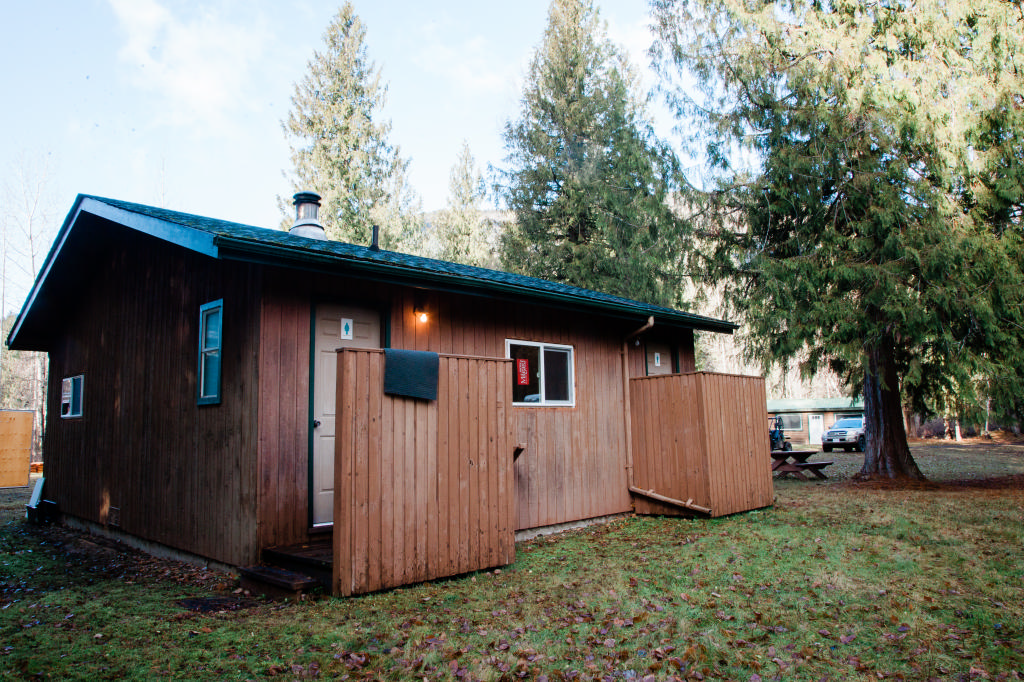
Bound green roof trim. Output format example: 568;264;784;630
8;194;737;349
767;397;864;412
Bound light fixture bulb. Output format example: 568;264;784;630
417;311;428;323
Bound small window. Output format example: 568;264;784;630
506;340;575;406
61;375;84;418
198;299;223;405
778;413;802;431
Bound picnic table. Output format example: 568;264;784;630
771;450;833;480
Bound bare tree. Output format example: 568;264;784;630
2;153;58;460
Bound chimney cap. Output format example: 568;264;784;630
290;191;326;240
293;191;321;205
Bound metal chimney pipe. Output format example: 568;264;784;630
289;192;326;240
370;224;380;251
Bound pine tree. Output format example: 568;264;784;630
498;0;688;308
652;0;1024;478
435;141;496;267
282;3;422;249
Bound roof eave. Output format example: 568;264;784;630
6;195;220;351
213;235;738;334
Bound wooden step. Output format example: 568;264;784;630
263;543;331;572
238;565;323;599
261;540;333;588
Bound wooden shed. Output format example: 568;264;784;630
0;410;34;488
6;194;773;595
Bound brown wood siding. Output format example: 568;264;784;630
626;329;694;377
677;330;697;372
255;289;311;551
256;269;643;543
42;228;261;566
630;372;773;518
333;349;515;595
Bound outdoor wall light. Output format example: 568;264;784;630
414;306;429;323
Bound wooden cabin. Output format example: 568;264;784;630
7;194;773;595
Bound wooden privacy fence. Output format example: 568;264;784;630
0;410;34;488
333;349;515;596
630;372;774;518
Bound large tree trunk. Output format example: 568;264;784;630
858;337;925;480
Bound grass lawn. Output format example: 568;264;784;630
2;440;1022;681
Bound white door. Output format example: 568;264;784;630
808;414;824;445
312;304;381;526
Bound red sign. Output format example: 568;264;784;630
516;359;530;386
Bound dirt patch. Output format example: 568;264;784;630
944;473;1024;490
62;536;123;559
176;595;260;613
8;522;237;593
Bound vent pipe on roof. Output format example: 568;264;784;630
370;224;380;251
290;192;326;240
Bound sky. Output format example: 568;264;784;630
0;0;679;316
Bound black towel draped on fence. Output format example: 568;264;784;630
383;348;439;401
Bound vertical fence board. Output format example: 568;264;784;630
482;360;496;567
366;353;383;593
458;358;470;573
380;373;395;590
333;352;353;595
353;352;370;592
447;358;461;577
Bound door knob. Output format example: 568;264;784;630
313;420;321;428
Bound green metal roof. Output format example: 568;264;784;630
767;397;864;413
7;194;737;350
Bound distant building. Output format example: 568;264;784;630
767;397;864;446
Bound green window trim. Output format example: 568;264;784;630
61;375;84;418
198;299;223;405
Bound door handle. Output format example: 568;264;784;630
313;420;321;428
